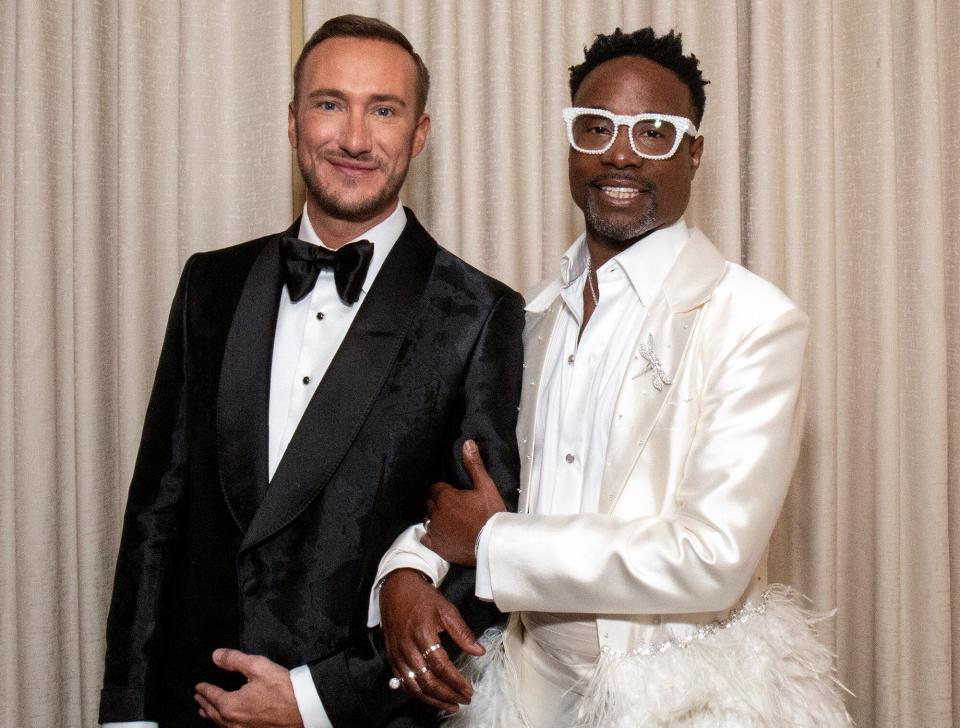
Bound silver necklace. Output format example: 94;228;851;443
585;259;599;306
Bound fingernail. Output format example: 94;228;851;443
212;648;224;662
464;440;477;455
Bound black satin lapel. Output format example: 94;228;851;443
241;210;437;550
217;222;296;531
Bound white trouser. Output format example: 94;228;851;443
508;611;599;728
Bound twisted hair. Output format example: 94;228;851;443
569;27;708;125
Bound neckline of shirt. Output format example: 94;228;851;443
559;218;689;307
296;200;407;294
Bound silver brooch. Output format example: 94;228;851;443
638;334;673;391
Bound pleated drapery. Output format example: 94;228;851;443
0;2;291;725
2;1;957;726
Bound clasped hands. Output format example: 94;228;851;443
380;439;507;713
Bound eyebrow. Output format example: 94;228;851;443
369;94;407;108
305;89;407;108
580;106;667;115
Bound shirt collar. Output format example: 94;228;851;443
557;217;689;307
297;200;406;291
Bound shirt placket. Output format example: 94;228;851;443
283;272;333;444
553;302;597;513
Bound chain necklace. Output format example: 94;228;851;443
585;259;600;306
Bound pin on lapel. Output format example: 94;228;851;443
638;334;673;391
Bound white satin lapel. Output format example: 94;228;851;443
598;302;700;511
516;298;562;513
599;228;727;512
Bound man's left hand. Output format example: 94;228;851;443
421;440;507;566
195;648;303;728
380;568;483;713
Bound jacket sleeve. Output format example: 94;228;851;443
308;289;525;727
485;306;809;616
99;258;196;723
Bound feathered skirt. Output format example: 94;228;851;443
445;586;853;727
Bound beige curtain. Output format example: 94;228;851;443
2;0;956;726
0;1;291;726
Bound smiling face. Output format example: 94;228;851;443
288;36;430;240
568;55;703;253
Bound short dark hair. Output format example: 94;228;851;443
293;14;430;116
569;27;708;126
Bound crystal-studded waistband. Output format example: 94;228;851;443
600;589;773;658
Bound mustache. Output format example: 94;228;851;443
589;176;655;192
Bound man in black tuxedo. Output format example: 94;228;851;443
99;14;523;728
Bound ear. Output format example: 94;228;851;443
688;135;704;176
288;101;298;150
410;112;431;158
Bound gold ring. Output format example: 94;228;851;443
421;643;442;658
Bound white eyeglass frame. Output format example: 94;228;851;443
562;107;699;160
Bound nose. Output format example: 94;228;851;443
602;124;641;168
339;110;372;157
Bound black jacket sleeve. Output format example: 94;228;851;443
99;258;196;722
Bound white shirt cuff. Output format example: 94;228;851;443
367;523;451;627
474;513;500;601
101;723;159;727
290;665;332;728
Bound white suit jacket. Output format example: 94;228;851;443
375;227;809;655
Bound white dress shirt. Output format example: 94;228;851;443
268;202;404;480
365;219;689;622
473;219;688;597
103;201;406;728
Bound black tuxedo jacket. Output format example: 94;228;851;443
99;209;523;727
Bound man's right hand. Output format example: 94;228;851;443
379;568;485;714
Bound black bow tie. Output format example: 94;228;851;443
279;236;374;305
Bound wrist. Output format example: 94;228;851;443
474;509;502;553
376;567;432;593
474;523;488;560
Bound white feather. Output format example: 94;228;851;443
446;586;852;727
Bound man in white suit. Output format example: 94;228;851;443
373;27;851;727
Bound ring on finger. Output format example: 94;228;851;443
422;643;442;658
417;665;429;675
406;669;417;680
388;676;402;690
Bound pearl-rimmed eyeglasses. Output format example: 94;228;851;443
562;107;698;160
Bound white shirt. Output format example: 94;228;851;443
268;202;404;479
103;201;406;728
365;220;690;622
474;219;688;597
